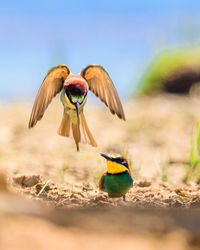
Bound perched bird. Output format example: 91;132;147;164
29;64;125;151
99;153;134;201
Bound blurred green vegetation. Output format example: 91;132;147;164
184;122;200;184
136;47;200;96
59;160;68;184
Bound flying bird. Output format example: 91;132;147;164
99;153;133;201
29;64;125;151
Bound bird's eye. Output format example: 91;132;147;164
116;157;125;164
116;157;128;168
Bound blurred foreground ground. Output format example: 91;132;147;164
1;95;200;249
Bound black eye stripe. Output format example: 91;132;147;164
116;158;123;163
115;157;128;167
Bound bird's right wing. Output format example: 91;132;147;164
80;65;125;120
29;65;70;128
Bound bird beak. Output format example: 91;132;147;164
100;153;113;161
75;103;80;117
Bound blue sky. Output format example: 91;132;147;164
1;0;200;100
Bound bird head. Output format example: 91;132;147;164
100;153;132;175
64;76;88;117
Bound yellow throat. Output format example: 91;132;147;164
65;95;76;109
107;161;127;174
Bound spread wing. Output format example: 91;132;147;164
80;65;125;120
29;65;70;128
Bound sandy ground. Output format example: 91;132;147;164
1;94;200;249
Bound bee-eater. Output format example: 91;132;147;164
29;65;125;151
99;153;134;201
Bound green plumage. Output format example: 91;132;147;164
101;171;134;198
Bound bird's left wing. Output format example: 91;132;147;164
29;65;70;128
99;172;106;191
80;65;125;120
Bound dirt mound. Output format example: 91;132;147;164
10;174;200;209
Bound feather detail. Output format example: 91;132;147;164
99;172;106;190
72;119;81;151
80;65;125;120
79;112;97;147
29;65;70;128
58;109;96;150
57;111;71;137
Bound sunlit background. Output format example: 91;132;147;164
1;0;200;100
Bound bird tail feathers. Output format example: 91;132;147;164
57;111;97;151
57;111;71;138
79;112;97;148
